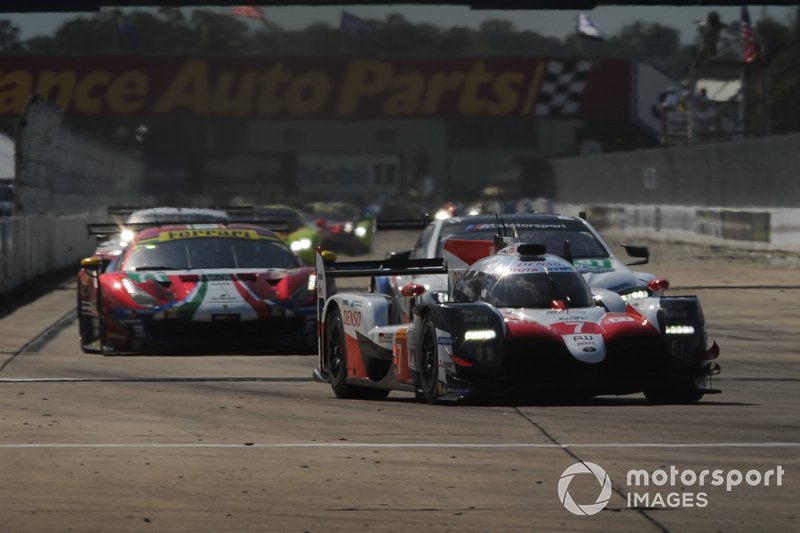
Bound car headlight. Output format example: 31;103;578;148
291;277;315;305
354;226;367;238
120;229;135;243
620;289;650;302
121;277;158;307
463;329;497;341
665;325;696;335
291;238;312;251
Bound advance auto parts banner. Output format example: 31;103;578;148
0;56;631;119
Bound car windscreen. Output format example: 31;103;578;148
437;225;608;259
123;237;299;271
454;270;594;309
255;208;304;231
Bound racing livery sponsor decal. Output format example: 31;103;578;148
507;261;574;273
342;309;362;327
574;258;614;271
562;333;606;363
159;228;260;240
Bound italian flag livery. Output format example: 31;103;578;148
78;224;317;354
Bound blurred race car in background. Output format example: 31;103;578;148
226;204;322;265
92;206;231;262
377;213;664;320
78;222;317;354
312;238;719;404
306;201;374;255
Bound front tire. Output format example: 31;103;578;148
77;293;102;354
326;307;389;400
417;316;440;403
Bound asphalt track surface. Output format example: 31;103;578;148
1;230;799;532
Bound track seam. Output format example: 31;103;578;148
513;406;669;532
0;309;77;374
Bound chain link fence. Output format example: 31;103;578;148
15;94;145;215
1;94;147;294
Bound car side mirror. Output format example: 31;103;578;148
385;249;412;261
80;256;103;270
400;283;426;297
622;244;649;266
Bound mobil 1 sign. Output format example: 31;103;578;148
298;154;401;196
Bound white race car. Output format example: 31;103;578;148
313;238;719;404
377;213;665;321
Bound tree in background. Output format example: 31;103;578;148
3;8;798;136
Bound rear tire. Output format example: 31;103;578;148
326;307;389;400
417;316;440;403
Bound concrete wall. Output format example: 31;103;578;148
551;134;800;208
555;203;800;253
0;213;97;294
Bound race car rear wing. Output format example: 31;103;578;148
314;248;446;310
87;220;290;238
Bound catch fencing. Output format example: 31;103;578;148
1;95;145;294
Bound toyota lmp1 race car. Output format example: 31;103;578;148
78;223;318;354
312;236;720;404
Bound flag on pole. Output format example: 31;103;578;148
231;6;266;22
740;6;758;63
576;13;603;40
340;10;374;39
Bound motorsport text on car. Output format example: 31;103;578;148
312;236;720;404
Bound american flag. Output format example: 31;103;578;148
231;6;265;21
740;6;758;63
576;13;603;40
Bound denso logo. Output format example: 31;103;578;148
342;309;362;327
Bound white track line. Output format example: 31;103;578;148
0;442;798;449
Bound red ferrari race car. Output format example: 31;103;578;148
78;223;318;354
312;236;720;404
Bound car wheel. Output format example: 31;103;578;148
417;315;440;404
77;293;102;354
326;307;389;400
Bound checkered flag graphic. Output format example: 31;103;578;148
535;60;593;117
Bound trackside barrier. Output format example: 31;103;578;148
550;134;800;209
0;94;146;296
555;203;800;253
0;214;96;295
